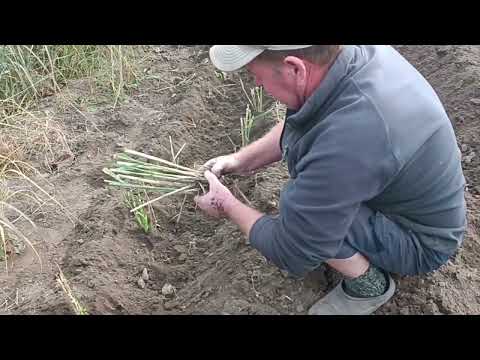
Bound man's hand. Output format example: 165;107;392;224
194;170;236;218
203;154;245;177
195;170;265;237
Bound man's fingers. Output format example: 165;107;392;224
194;194;206;209
203;158;216;169
204;170;221;184
210;162;224;177
204;158;224;177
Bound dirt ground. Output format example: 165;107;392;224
1;45;479;315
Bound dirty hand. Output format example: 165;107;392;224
203;154;244;177
194;170;236;218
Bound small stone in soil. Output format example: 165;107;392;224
164;300;178;310
162;283;175;296
464;153;476;164
424;301;441;315
173;245;187;253
399;308;410;315
137;278;146;289
436;48;448;57
178;254;188;262
296;305;305;313
141;268;149;281
80;259;89;266
470;98;480;105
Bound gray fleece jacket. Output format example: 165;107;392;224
249;45;467;278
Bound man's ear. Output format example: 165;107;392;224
284;56;307;87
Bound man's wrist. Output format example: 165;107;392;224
223;193;241;218
222;193;265;237
232;152;249;173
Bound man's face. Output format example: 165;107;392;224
246;57;303;110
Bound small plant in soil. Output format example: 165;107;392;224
124;191;152;233
240;77;266;114
214;70;228;82
240;104;255;147
248;85;265;114
238;78;274;147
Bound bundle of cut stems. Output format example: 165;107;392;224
103;149;206;212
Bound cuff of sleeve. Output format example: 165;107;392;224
249;215;275;254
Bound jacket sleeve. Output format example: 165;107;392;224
249;110;397;278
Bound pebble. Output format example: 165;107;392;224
164;300;178;310
173;245;187;254
296;305;305;313
162;283;175;296
424;301;440;315
435;47;450;57
464;153;476;164
77;239;84;245
137;278;146;289
470;98;480;105
461;144;468;152
141;268;149;281
80;259;89;266
399;308;410;315
178;253;188;262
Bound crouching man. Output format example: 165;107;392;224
194;45;467;315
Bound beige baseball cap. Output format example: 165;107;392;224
209;45;313;72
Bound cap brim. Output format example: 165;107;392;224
209;45;264;72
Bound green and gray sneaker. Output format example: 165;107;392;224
308;273;396;315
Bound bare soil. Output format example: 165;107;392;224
1;45;479;315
